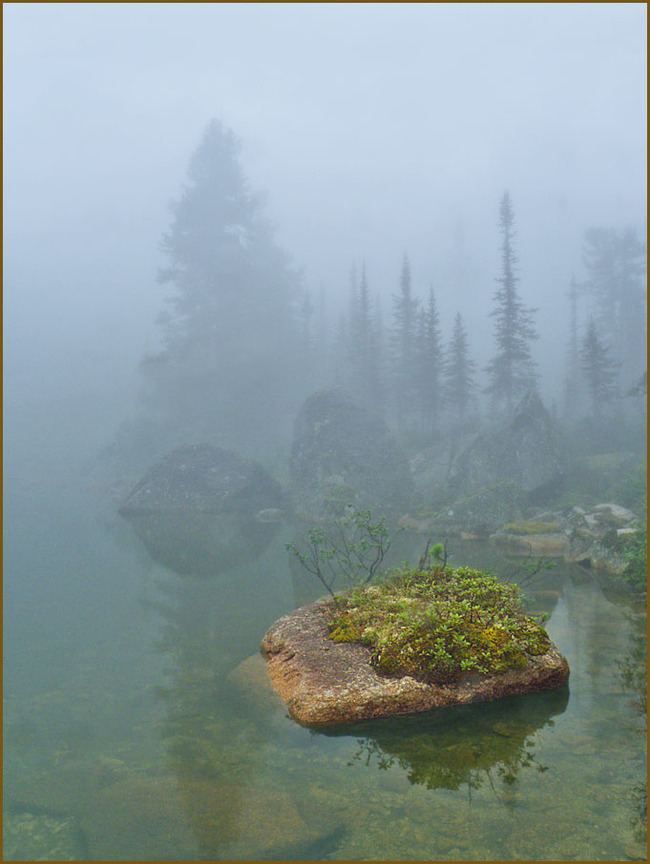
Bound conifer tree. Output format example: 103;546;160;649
414;285;443;434
485;191;538;412
444;312;477;427
141;119;301;444
581;225;646;379
563;275;582;418
580;318;620;418
347;262;383;408
390;254;420;428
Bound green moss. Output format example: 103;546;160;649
503;521;561;535
325;566;551;684
328;618;364;643
619;523;648;591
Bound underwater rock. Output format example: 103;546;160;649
89;775;344;861
289;387;413;520
261;601;569;727
227;653;286;717
3;805;88;861
119;443;284;576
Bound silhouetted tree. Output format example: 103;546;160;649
562;275;583;419
140;119;301;445
414;285;443;434
580;317;620;418
444;312;477;426
485;191;538;412
347;262;382;407
390;254;420;428
295;285;315;372
581;225;646;380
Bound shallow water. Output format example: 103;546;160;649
3;457;647;860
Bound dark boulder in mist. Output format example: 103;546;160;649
289;388;413;520
448;390;564;503
119;444;284;576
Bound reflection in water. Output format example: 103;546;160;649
615;609;647;847
119;444;284;577
145;568;346;861
3;474;647;861
327;688;568;804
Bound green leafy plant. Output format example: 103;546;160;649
325;565;551;684
287;509;391;604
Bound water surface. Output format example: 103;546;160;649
3;454;646;860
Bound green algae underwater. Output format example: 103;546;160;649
3;470;647;860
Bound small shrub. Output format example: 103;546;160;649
287;509;391;603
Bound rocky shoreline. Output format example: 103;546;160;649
401;501;642;576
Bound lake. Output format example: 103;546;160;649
3;433;647;861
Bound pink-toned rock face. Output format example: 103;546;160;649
261;601;570;727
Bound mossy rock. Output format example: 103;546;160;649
261;587;570;726
326;566;552;685
503;521;561;535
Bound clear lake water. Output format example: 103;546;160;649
3;421;647;861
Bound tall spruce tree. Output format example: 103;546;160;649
563;275;582;419
485;191;538;412
390;254;420;428
414;285;443;434
444;312;477;426
141;119;301;444
348;262;382;407
581;225;646;381
580;318;620;418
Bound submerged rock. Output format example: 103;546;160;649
119;444;284;576
289;388;413;520
261;601;569;727
88;775;343;861
3;806;88;861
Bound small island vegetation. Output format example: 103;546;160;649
325;564;551;685
289;513;552;686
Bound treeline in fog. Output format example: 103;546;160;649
103;118;646;475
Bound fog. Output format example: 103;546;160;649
3;8;648;859
3;2;647;457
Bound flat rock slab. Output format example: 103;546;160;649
491;532;569;556
261;601;570;727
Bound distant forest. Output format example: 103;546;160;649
125;119;646;463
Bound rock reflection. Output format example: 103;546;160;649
139;555;343;860
615;609;647;850
119;443;285;576
327;687;568;803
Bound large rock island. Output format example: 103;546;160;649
261;567;569;727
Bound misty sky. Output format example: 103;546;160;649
3;3;647;420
